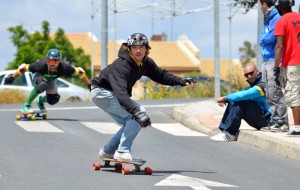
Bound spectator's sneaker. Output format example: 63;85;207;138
98;149;114;158
269;124;289;132
36;96;47;113
285;129;300;137
20;104;33;114
113;151;133;161
210;131;236;142
280;124;289;132
261;119;276;131
261;126;271;131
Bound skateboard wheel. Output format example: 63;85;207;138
122;167;131;175
114;163;122;171
28;114;33;118
93;162;101;170
31;115;36;120
16;115;21;120
42;114;47;120
144;167;153;175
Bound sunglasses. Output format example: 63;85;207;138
48;59;60;65
244;71;255;77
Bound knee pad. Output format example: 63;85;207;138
35;77;48;93
47;94;60;105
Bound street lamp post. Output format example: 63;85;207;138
228;1;239;93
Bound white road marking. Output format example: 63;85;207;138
152;123;207;136
82;122;203;136
14;120;202;136
15;121;64;133
155;174;238;190
81;122;120;134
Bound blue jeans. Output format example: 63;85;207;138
91;87;144;153
219;100;271;135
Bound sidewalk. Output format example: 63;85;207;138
172;99;300;162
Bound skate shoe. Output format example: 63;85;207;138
36;96;47;113
98;149;114;158
20;104;33;114
113;151;133;161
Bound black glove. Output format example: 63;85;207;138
4;74;15;84
178;77;196;86
273;67;280;86
134;111;151;127
88;84;91;92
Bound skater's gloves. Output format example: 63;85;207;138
134;111;151;127
4;74;15;85
179;77;196;87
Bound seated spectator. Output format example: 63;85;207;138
210;62;272;142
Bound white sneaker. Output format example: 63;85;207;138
113;151;133;161
270;124;289;132
284;126;300;137
285;130;300;136
98;149;114;158
210;131;237;142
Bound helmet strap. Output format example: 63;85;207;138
127;47;147;66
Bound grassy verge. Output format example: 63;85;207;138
0;89;27;104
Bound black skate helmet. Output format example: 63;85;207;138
127;33;151;49
47;49;62;60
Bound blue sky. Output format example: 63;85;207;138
1;0;300;71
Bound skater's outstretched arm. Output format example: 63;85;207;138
4;63;29;84
73;66;91;90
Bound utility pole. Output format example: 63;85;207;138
90;1;95;78
228;1;239;93
229;2;232;93
214;0;220;99
257;4;264;70
101;0;108;69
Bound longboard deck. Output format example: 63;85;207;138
100;157;146;166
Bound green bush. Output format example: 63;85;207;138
141;81;227;100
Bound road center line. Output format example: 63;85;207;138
0;103;187;112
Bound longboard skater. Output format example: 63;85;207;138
4;49;91;122
92;157;152;175
16;110;47;120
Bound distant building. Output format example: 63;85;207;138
63;32;201;76
62;32;253;84
200;59;243;81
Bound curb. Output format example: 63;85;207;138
172;106;214;135
238;130;300;162
171;101;300;162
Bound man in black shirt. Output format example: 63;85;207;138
91;33;195;161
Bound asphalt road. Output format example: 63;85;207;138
1;98;300;190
